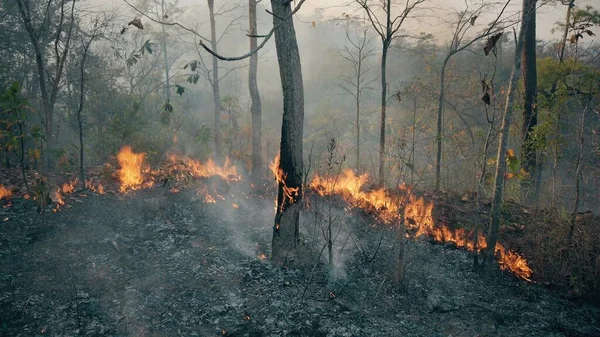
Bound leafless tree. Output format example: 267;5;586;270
434;0;510;191
200;0;307;264
249;0;263;180
355;0;425;187
338;22;375;173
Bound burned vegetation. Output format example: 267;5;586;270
1;0;600;336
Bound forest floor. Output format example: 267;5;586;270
1;184;599;337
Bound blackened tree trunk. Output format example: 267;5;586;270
208;0;223;161
520;0;538;200
378;43;388;187
270;0;304;265
249;0;263;180
483;7;528;271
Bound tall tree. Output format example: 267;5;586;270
207;0;223;161
520;0;538;201
15;0;77;169
355;0;425;187
249;0;263;180
338;23;375;173
269;0;305;264
200;0;307;264
433;0;509;190
483;2;530;271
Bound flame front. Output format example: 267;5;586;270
309;169;532;281
117;146;150;192
0;185;12;199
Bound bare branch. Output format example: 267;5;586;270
200;0;307;61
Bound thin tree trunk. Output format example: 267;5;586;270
435;57;450;191
520;0;538;202
356;63;361;172
483;21;527;271
270;0;304;265
249;0;263;180
208;0;222;161
378;46;388;187
569;104;587;243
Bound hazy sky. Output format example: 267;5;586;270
90;0;600;43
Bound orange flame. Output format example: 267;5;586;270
269;154;300;213
85;179;105;194
310;169;532;281
0;185;12;200
117;146;152;192
166;154;241;182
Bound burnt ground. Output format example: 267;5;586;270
0;186;599;337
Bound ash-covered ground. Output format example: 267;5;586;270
1;186;599;337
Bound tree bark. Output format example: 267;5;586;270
520;0;538;201
208;0;222;161
378;44;388;187
483;15;528;271
435;57;449;191
270;0;304;265
249;0;263;180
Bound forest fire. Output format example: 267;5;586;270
310;169;532;281
117;146;152;192
0;184;12;199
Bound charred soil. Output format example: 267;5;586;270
1;187;599;337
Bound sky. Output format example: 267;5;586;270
88;0;600;43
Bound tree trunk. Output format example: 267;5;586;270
435;57;449;191
378;45;388;187
356;60;361;173
208;0;222;161
77;43;91;190
520;0;538;202
270;0;305;265
483;18;528;271
249;0;263;180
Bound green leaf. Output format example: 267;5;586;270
175;85;185;96
190;60;198;72
187;74;199;84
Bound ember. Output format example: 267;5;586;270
0;184;12;200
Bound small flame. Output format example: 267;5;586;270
269;154;300;213
61;179;77;194
167;154;241;182
85;180;105;194
258;253;267;260
117;146;152;192
232;203;239;209
0;185;12;199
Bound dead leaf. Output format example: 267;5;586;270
128;18;144;30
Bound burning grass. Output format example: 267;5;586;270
309;169;533;281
